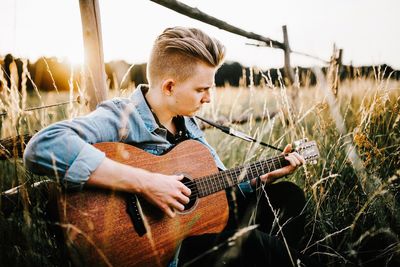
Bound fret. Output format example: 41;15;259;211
230;169;237;184
277;156;283;169
205;177;211;196
232;168;240;186
242;165;249;182
200;178;207;196
205;176;212;195
229;170;237;186
262;159;271;175
257;160;266;176
203;177;211;196
213;174;220;193
254;162;261;177
215;175;224;194
208;176;215;195
237;166;245;183
242;165;250;182
234;167;240;183
195;179;204;197
240;166;247;182
247;164;253;180
248;164;257;181
267;159;271;173
225;172;235;187
271;158;277;172
230;169;238;184
211;175;218;193
218;173;225;191
207;176;214;195
226;173;232;188
202;179;208;197
212;175;218;194
201;177;208;197
239;167;245;182
215;174;221;192
221;173;230;188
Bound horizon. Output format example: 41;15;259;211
2;53;400;71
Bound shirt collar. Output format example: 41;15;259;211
130;84;203;139
130;84;159;133
184;117;204;139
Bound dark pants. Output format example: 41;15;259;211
178;182;319;267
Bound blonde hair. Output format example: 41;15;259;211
147;27;225;86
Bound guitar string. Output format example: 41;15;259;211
200;154;286;185
179;155;289;199
181;155;285;191
181;161;283;199
182;155;286;191
179;148;315;199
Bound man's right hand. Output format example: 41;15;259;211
87;157;192;218
138;173;191;218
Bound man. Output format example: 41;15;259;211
24;27;314;266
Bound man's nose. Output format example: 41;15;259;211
201;91;211;103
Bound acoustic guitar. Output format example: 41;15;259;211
58;139;319;267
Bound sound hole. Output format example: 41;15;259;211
181;177;198;211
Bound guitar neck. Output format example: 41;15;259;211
195;154;289;197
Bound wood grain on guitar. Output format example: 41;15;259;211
58;139;319;266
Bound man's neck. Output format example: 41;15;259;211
145;88;176;132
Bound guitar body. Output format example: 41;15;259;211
59;140;229;267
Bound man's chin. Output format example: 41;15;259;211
186;111;197;117
185;109;200;117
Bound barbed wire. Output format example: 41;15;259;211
0;99;81;117
291;50;331;64
245;42;330;64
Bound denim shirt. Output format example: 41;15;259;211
24;85;254;192
23;84;253;266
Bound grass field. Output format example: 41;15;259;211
1;67;400;266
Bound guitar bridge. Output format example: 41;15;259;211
125;194;147;236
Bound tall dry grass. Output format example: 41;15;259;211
0;63;399;266
201;69;400;265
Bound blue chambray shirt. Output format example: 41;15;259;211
23;84;253;266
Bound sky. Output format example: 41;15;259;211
0;0;399;69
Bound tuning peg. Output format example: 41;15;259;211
293;138;308;149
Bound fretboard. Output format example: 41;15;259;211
194;154;289;197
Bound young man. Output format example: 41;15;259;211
24;27;314;266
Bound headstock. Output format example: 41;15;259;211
293;139;320;165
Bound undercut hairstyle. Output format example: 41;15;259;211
147;27;226;86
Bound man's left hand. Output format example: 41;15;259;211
259;144;305;184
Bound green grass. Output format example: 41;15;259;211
1;67;400;266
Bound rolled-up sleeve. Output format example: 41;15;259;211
63;143;105;185
23;99;128;186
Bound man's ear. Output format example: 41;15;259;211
161;79;175;96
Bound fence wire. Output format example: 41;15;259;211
0;99;80;117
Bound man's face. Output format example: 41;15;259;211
169;62;216;117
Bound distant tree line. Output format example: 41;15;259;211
1;53;399;92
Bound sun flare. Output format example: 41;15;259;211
64;49;84;67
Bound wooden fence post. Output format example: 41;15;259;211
79;0;108;111
328;44;343;97
282;25;295;85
